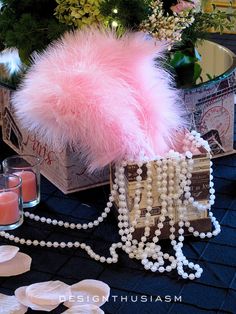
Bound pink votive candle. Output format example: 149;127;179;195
14;171;37;202
0;191;19;225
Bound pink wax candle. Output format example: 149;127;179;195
0;191;19;225
14;171;37;202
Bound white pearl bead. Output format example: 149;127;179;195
193;231;199;237
88;222;93;228
182;272;188;279
189;274;195;280
166;265;172;272
212;230;219;236
94;255;100;261
118;187;125;194
171;240;177;247
200;233;206;239
151;265;157;272
195;272;201;278
141;236;147;242
159;216;165;223
188;227;194;233
136;175;142;182
111;190;116;197
100;256;106;263
14;237;20;243
206;232;212;238
119;195;125;201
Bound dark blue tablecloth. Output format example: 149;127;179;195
0;135;236;314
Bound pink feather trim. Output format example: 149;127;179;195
12;27;186;171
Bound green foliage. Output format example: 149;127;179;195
167;3;236;87
181;8;236;46
0;0;70;63
54;0;104;28
168;46;202;87
100;0;150;30
170;49;201;69
1;0;235;88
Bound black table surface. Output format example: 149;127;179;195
0;135;236;314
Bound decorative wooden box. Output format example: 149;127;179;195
183;40;236;157
111;150;212;240
1;86;109;194
0;87;10;127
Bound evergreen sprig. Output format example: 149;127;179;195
0;0;70;63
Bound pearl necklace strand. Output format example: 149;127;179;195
0;131;220;279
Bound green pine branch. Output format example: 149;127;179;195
0;0;70;63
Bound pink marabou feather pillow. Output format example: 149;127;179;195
12;28;186;171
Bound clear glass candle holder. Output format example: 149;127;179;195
2;155;41;208
0;173;23;230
